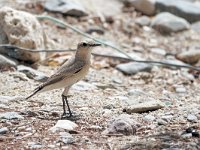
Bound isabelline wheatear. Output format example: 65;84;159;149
26;41;101;119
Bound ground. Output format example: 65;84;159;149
0;1;200;150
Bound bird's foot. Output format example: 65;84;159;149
61;112;80;121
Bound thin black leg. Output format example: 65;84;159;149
64;96;72;117
62;95;66;116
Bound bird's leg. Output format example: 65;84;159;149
61;95;72;118
62;95;67;116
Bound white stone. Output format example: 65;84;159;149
49;120;78;132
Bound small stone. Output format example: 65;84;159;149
44;0;87;17
191;21;200;32
135;16;151;26
123;0;156;15
0;127;8;134
157;119;168;125
59;132;74;144
28;142;43;149
86;26;105;35
124;100;164;113
102;109;112;117
187;114;198;123
0;112;24;120
111;77;122;84
151;12;190;34
49;120;78;133
72;81;97;91
128;89;145;96
175;86;187;93
150;48;166;56
0;95;20;104
144;114;155;121
102;114;140;135
17;65;48;82
116;62;152;75
181;133;192;139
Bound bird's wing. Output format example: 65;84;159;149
26;60;85;99
41;60;85;88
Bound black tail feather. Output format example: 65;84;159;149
26;86;43;100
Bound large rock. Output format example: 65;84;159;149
151;12;190;34
123;0;156;15
0;7;46;62
44;0;87;17
156;0;200;23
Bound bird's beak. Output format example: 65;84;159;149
91;43;101;47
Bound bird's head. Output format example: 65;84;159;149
77;40;101;52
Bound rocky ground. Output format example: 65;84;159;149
0;0;200;149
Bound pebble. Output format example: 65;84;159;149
124;100;164;113
49;120;78;133
144;114;155;121
181;133;192;139
102;114;140;135
116;62;152;75
175;86;187;93
0;127;8;134
59;132;74;144
28;142;43;149
187;114;198;123
157;119;168;125
72;81;97;91
135;16;151;26
0;112;24;120
44;0;87;17
128;89;145;96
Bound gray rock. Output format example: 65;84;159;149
157;119;168;125
162;59;190;69
0;95;21;104
123;0;156;15
151;12;190;34
49;120;78;133
116;62;152;75
124;100;164;113
187;114;198;122
17;65;48;82
86;26;105;35
128;88;145;96
102;114;140;135
156;0;200;23
135;16;151;26
0;127;8;134
111;77;123;84
44;0;87;17
0;112;24;120
191;21;200;32
175;86;187;93
150;48;166;56
0;7;46;62
28;142;43;149
0;54;18;70
144;114;155;121
59;132;74;144
181;133;192;139
72;81;97;91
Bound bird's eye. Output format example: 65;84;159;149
82;42;87;46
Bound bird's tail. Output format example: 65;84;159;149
26;86;43;100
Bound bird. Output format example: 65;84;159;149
26;40;101;119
